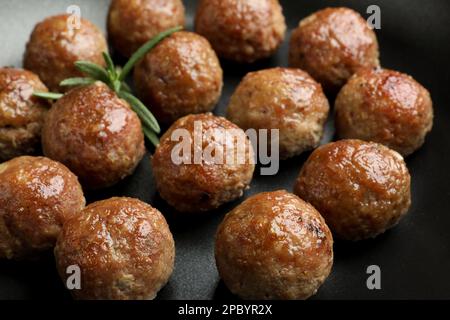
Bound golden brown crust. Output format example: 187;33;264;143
23;14;107;92
0;68;49;161
134;31;223;124
294;139;411;241
226;68;329;159
108;0;185;58
0;156;85;259
41;82;145;189
289;7;379;92
55;197;175;300
195;0;286;63
152;113;255;213
335;68;433;156
215;190;333;300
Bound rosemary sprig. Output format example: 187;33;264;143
33;26;182;147
119;91;160;134
119;26;182;82
142;126;160;148
33;92;63;100
103;52;116;79
60;77;96;87
120;81;132;93
74;61;110;84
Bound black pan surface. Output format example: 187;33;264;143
0;0;449;300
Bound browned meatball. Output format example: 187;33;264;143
108;0;185;58
195;0;286;63
294;139;411;241
335;68;433;156
42;82;145;189
134;31;223;124
152;113;255;213
216;190;333;300
24;14;107;92
0;156;85;259
55;197;174;300
289;7;379;92
0;68;49;161
227;68;329;159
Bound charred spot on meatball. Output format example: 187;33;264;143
215;190;333;300
0;68;49;161
0;156;85;260
41;82;145;190
195;0;286;63
54;197;174;300
294;139;411;241
134;31;223;125
289;7;379;92
227;67;329;159
24;14;107;92
335;67;433;156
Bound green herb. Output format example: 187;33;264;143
33;92;63;100
103;52;116;79
119;26;182;82
119;91;160;134
120;81;132;93
60;77;96;87
32;26;182;147
142;126;160;147
74;61;110;84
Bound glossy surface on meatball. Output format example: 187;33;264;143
0;68;48;161
42;82;145;189
227;68;329;159
294;140;411;241
55;197;174;300
195;0;286;63
289;7;379;92
24;14;107;92
335;68;433;156
134;31;223;124
152;113;255;213
0;156;85;259
215;190;333;300
108;0;185;58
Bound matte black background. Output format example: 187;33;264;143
0;0;449;300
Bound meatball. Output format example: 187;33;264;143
42;82;145;189
215;190;333;300
289;7;379;92
108;0;185;58
152;113;255;213
294;139;411;241
134;31;223;124
24;14;107;92
55;197;174;300
227;68;329;159
0;156;85;259
195;0;286;63
0;68;49;161
335;68;433;156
